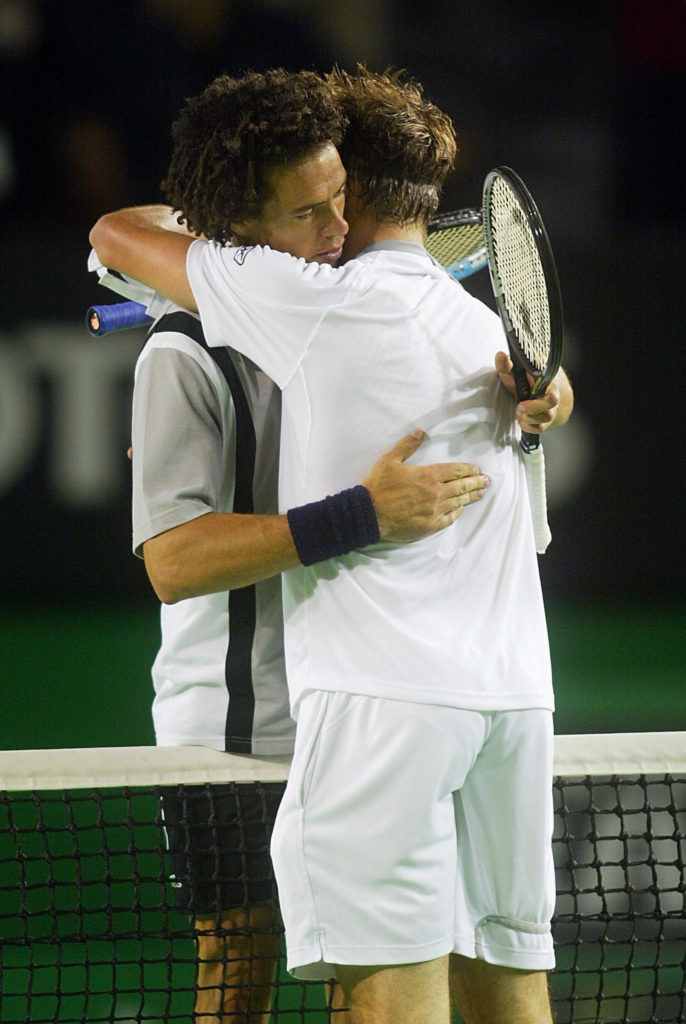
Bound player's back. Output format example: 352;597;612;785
187;240;553;717
278;248;551;715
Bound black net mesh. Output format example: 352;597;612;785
1;768;684;1022
551;774;686;1024
0;782;344;1023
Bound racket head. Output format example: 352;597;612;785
426;208;487;281
482;167;563;396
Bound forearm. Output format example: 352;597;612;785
145;486;379;602
107;204;192;234
89;205;197;310
143;512;299;603
143;432;490;604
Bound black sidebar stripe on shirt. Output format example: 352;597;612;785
153;311;258;754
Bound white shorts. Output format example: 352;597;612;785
270;691;555;981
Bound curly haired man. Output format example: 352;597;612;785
91;66;572;1024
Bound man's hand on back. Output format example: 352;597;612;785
363;430;489;543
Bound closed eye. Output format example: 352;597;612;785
292;181;346;221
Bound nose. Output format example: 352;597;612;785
322;201;348;238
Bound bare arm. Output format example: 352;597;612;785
89;205;198;311
495;352;574;435
143;511;298;603
144;430;489;604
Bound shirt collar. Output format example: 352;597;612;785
354;239;428;259
353;239;446;274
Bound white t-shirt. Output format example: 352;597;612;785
186;240;553;716
131;304;294;755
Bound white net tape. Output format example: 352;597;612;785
0;733;684;791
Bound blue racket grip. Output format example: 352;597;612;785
86;301;152;336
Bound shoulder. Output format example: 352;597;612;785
136;304;232;396
143;302;255;372
188;239;360;306
146;305;205;346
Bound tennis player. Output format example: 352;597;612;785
90;67;573;1024
113;69;491;1024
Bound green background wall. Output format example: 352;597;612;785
2;596;683;752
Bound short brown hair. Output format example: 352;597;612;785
327;66;456;225
162;69;347;244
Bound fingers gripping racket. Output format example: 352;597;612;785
482;167;564;553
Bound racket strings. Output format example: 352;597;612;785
488;178;551;372
425;221;484;267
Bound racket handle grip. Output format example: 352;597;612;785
523;445;552;554
446;246;488;282
86;301;152;337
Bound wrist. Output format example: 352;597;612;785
287;485;380;566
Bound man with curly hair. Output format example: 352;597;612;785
90;68;491;1024
91;66;572;1024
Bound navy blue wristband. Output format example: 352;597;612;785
287;485;381;566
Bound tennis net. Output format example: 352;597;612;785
0;734;684;1023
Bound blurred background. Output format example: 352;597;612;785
1;0;683;750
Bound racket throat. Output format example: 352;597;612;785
510;363;540;453
511;362;529;402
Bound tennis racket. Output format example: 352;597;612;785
482;166;564;553
426;207;487;281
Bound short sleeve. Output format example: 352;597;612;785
131;341;229;556
186;239;348;387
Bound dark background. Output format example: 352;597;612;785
1;0;684;749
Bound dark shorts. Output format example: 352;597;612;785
159;781;286;914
